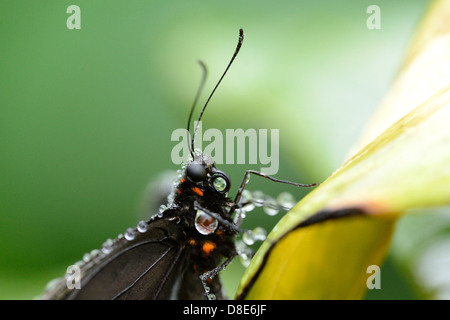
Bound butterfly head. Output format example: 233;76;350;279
185;152;231;195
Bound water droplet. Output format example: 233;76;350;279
244;203;255;213
137;220;148;233
124;228;136;241
243;230;255;245
195;210;218;235
82;253;91;262
159;204;167;214
89;249;100;258
277;191;296;209
263;197;279;216
240;251;250;260
235;239;250;253
235;239;253;267
44;277;63;292
253;227;267;241
240;190;255;212
102;239;114;254
240;256;251;267
252;190;265;207
264;207;279;216
234;208;246;222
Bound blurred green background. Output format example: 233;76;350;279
0;0;438;299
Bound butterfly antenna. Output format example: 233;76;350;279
187;61;208;159
191;28;244;158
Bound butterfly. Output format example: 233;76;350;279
41;28;317;300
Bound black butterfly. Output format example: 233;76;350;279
41;29;317;300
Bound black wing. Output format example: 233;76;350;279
41;219;189;300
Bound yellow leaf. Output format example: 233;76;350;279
236;0;450;299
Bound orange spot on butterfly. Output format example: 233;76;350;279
202;241;216;256
191;187;204;196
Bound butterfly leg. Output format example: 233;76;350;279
231;170;318;226
234;170;318;205
199;254;236;300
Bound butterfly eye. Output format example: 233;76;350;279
211;172;230;193
186;163;207;182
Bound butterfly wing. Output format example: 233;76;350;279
42;219;189;300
